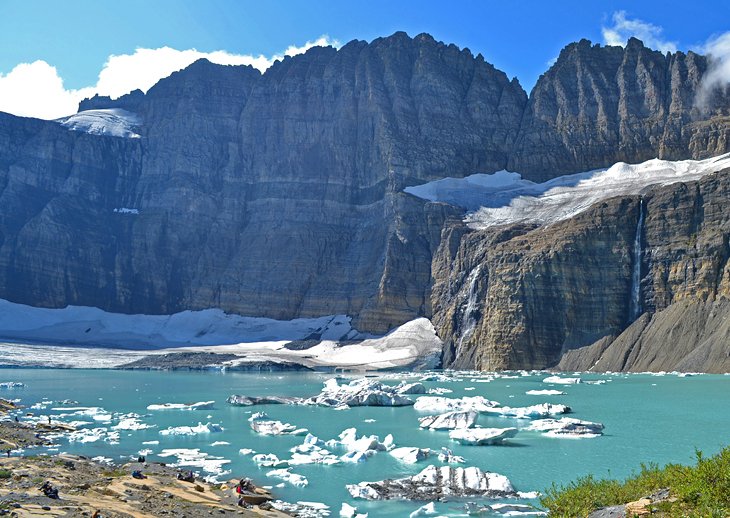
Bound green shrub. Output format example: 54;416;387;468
540;446;730;517
0;469;11;479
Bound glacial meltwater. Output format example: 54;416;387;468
1;368;729;517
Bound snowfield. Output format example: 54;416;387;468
405;153;730;228
56;108;142;138
0;299;442;370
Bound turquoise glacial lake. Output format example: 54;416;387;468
1;369;729;516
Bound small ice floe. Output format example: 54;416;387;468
363;419;376;423
542;376;581;385
308;378;417;407
249;414;308;436
91;456;113;464
158;448;231;481
347;465;518;500
271;500;331;518
464;387;476;391
437;447;465;464
396;382;427;394
328;427;394;463
464;502;545;516
389;447;431;464
147;401;215;411
239;448;256;456
226;395;302;406
340;502;368;517
418;410;477;430
410;502;437;517
158;422;223;436
113;207;139;214
137;449;154;456
484;403;570;419
0;382;24;389
142;440;159;445
413;396;499;413
490;502;546;515
65;427;112;444
426;387;452;395
449;427;517;445
527;417;604;438
289;434;341;465
252;453;288;468
30;400;52;410
419;373;456;383
525;390;566;396
210;441;229;446
585;380;609;385
112;416;154;430
266;468;308;487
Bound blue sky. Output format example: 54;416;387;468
1;0;728;118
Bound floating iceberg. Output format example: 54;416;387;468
418;410;477;430
485;403;570;419
266;468;308;487
158;422;223;436
308;378;416;407
147;401;215;411
389;447;431;464
249;417;308;436
449;427;517;445
542;376;581;385
527;417;604;437
526;390;566;396
346;465;518;500
413;396;499;413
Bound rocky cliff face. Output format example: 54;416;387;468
510;38;730;181
433;167;730;370
0;32;522;333
1;31;730;363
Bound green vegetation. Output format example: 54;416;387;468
541;447;730;517
0;468;11;479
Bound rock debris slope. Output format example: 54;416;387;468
1;32;730;371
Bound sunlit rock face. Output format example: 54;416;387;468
0;31;729;366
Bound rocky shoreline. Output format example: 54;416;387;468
0;418;289;517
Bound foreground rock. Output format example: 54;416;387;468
449;427;517;445
0;452;286;517
527;417;604;437
346;465;518;501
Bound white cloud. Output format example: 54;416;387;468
601;11;677;53
0;36;338;120
695;31;730;109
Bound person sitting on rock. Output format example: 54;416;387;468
176;470;194;483
137;455;146;463
131;470;147;479
39;481;59;499
236;477;254;493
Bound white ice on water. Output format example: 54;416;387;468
405;154;730;228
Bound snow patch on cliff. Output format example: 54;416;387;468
56;108;142;138
405;154;730;228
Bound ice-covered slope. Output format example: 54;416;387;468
405;154;730;228
56;108;141;138
0;298;361;348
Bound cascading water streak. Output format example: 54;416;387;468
629;199;644;320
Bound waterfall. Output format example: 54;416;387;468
457;266;481;349
629;199;644;320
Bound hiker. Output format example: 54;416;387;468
5;449;10;457
14;416;18;422
177;470;194;483
39;481;59;499
47;416;51;425
137;455;146;463
131;470;146;479
92;511;101;518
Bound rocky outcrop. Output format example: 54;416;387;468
435;167;730;370
510;38;730;181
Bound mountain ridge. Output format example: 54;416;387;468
1;31;730;371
